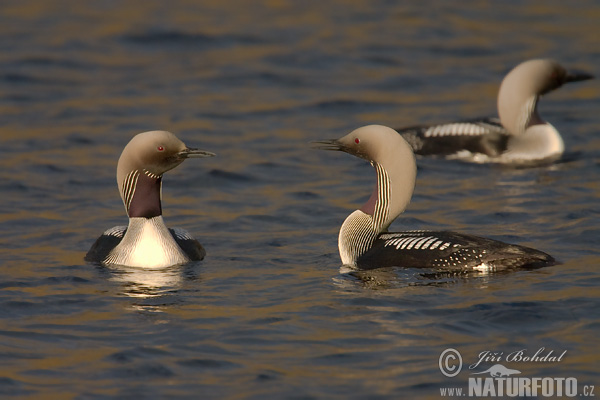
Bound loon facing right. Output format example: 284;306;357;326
314;125;555;271
397;59;593;165
85;130;215;269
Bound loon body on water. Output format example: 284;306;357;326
314;125;555;271
86;131;215;268
397;59;593;165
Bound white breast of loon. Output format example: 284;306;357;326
104;216;190;268
498;123;564;164
338;210;378;266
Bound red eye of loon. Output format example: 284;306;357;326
157;146;164;151
355;138;360;144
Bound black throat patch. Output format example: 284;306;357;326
127;172;162;218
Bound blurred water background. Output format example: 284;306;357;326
0;1;599;398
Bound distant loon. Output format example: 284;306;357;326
397;59;593;165
314;125;555;271
85;130;215;268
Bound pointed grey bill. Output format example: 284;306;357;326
311;139;345;152
178;147;216;159
565;69;594;83
311;139;369;160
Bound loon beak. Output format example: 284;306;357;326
311;139;345;152
565;69;594;83
178;147;216;159
312;138;370;161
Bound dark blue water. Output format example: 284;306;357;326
1;1;599;399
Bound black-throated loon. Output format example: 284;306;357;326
314;125;555;271
85;130;215;268
397;59;593;165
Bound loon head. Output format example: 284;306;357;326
497;59;594;136
314;125;417;232
116;130;215;218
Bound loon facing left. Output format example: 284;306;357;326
85;130;215;268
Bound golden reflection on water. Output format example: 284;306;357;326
106;265;184;299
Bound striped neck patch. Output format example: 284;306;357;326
339;162;392;266
372;161;390;232
122;170;140;211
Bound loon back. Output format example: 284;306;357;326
359;230;554;271
398;117;509;157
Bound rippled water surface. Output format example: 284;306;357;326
1;1;599;399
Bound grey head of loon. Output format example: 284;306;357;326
498;58;593;138
85;130;215;268
117;130;215;218
314;125;554;270
315;125;416;233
